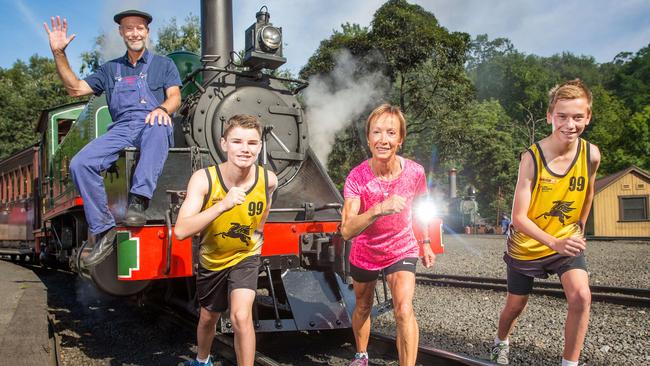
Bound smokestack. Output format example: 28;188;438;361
201;0;233;79
449;168;457;199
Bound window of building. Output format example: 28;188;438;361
619;195;649;221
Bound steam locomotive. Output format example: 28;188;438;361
0;0;443;332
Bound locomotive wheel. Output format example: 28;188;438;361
87;248;151;296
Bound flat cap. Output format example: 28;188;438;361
113;9;153;25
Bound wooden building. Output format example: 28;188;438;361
586;166;650;238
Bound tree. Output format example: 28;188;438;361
299;23;373;80
466;34;514;70
607;43;650;114
79;34;105;76
0;56;75;159
155;14;201;55
460;101;518;219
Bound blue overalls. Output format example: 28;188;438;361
70;53;173;235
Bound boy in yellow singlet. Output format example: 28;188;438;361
174;115;278;366
490;80;601;366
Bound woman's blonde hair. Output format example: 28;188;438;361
365;103;406;139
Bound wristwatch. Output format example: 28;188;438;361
155;105;169;114
419;239;431;244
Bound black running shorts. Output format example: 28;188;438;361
350;257;419;283
196;255;260;313
504;252;587;296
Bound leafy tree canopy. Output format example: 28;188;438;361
0;56;75;159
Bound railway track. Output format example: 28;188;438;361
157;299;496;365
150;302;281;366
369;332;493;366
47;314;62;366
416;273;650;307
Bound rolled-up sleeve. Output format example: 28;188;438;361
83;64;109;96
163;58;182;89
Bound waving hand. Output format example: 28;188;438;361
43;16;76;52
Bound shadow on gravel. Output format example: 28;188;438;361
31;266;197;366
420;328;564;366
257;329;357;365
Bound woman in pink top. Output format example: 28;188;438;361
341;103;436;366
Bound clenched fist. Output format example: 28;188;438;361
374;194;406;216
222;187;246;210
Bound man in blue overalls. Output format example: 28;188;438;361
44;10;181;266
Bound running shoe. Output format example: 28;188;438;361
182;357;213;366
490;342;509;365
348;355;368;366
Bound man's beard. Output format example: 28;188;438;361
124;39;146;52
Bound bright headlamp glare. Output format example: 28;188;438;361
414;198;438;225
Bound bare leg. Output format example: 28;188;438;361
496;293;528;341
197;307;221;360
560;269;591;362
351;279;377;353
229;288;257;366
386;271;417;366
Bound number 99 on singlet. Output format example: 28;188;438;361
248;201;264;216
568;176;585;191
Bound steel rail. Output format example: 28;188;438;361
369;332;494;366
416;273;650;298
47;314;61;366
416;274;650;307
149;302;281;366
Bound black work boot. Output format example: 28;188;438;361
124;193;148;227
83;227;117;267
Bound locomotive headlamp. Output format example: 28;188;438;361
243;6;286;70
414;198;438;224
260;25;281;51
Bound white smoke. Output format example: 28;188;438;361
303;50;388;167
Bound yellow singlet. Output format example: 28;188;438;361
507;138;591;260
199;165;269;271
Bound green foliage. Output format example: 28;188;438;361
299;23;372;80
79;34;104;76
0;56;75;159
467;34;514;70
458;101;518;218
370;0;442;78
326;126;369;191
607;43;650;114
155;14;201;55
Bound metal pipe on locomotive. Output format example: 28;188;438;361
0;0;443;333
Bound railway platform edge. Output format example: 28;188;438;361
0;260;53;365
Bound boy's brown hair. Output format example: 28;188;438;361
222;114;262;139
365;103;407;139
547;79;593;114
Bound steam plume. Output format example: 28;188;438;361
303;50;388;167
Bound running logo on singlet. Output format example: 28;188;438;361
214;223;252;244
535;200;575;225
